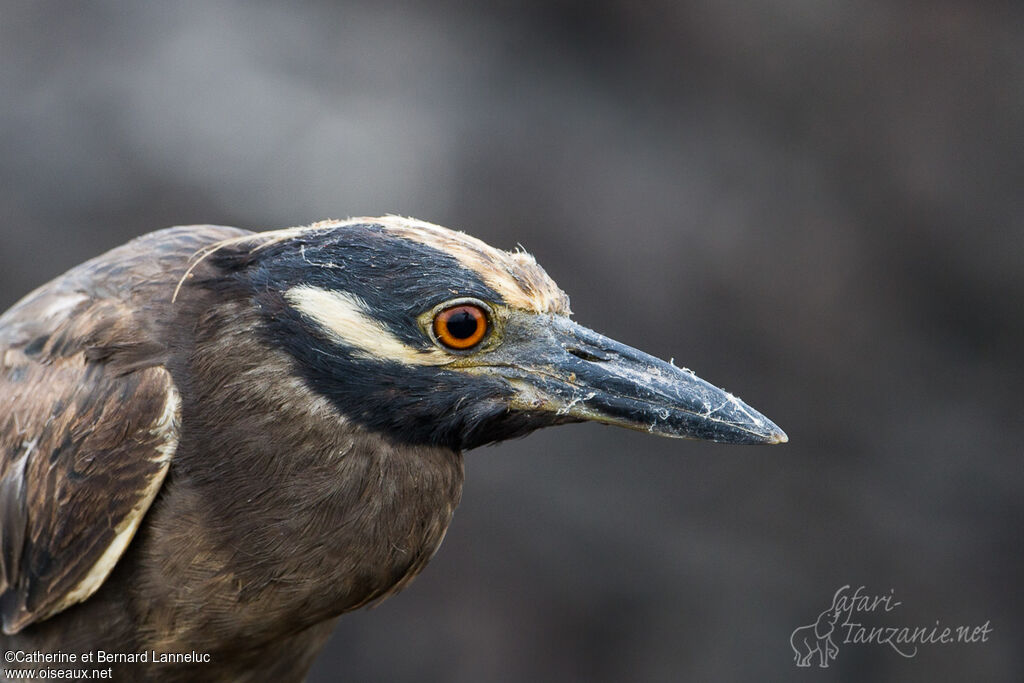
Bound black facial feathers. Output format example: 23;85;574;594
213;224;503;348
205;223;552;450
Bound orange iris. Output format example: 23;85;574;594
433;304;488;350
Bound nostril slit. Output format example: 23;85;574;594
567;347;607;363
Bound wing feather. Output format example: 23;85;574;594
0;225;247;634
0;309;179;633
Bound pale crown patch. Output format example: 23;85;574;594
186;216;572;316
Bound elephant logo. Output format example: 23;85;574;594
791;589;845;668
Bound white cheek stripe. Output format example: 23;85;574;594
285;285;449;366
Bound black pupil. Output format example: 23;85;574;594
446;310;479;339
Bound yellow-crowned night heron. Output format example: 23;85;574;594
0;217;785;681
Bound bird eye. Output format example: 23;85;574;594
433;303;489;350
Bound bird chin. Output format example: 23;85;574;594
454;399;582;450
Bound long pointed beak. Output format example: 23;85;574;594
489;314;787;445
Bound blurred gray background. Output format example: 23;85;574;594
1;1;1021;681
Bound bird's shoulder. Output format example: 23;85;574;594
0;225;248;634
0;225;250;350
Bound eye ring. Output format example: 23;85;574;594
432;301;490;350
